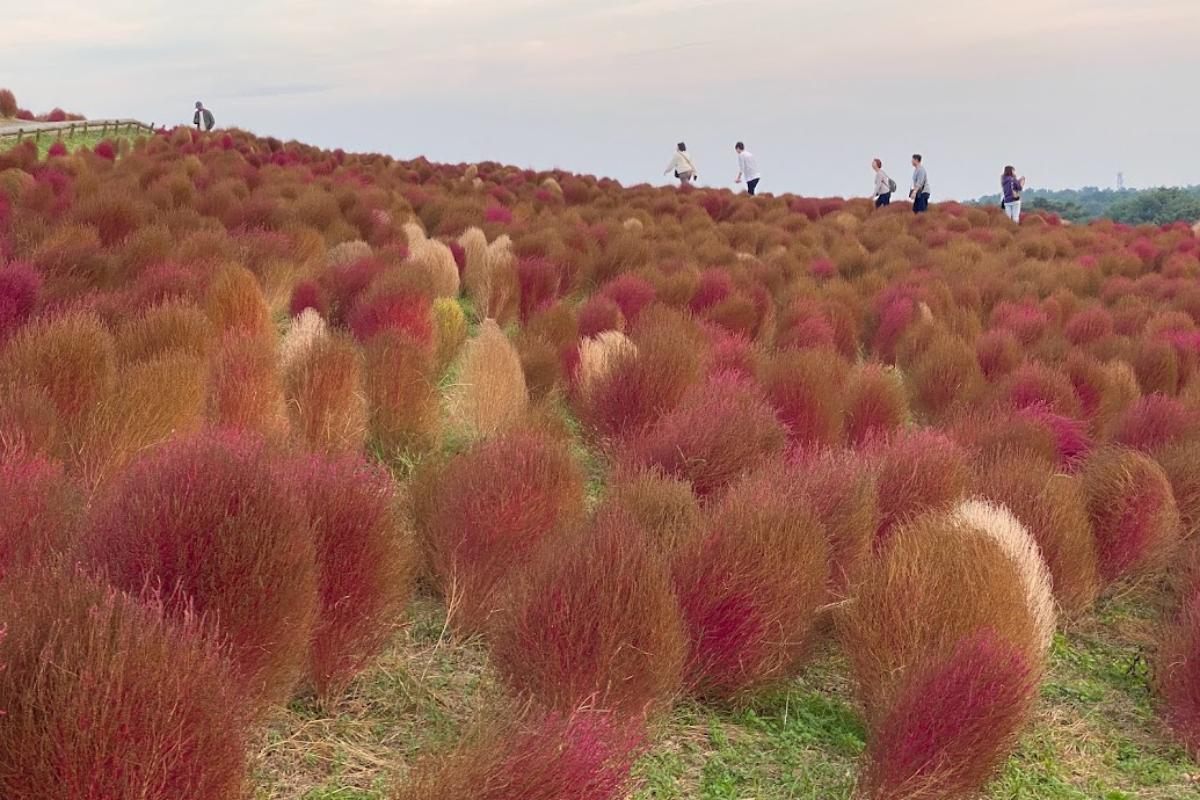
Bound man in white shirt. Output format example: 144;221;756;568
734;142;761;196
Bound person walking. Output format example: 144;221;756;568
872;158;895;207
1001;166;1026;223
734;142;761;196
910;154;931;213
664;142;698;187
193;101;215;132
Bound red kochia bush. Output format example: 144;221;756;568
0;568;249;800
0;261;41;341
289;280;329;318
516;256;562;322
864;428;972;546
1156;566;1200;757
622;372;787;498
859;628;1038;800
348;288;434;346
1111;394;1200;453
576;295;626;338
417;429;585;632
672;471;829;699
0;453;82;576
393;706;645;800
289;453;416;699
599;273;656;326
80;432;319;707
1080;446;1181;585
491;508;687;714
760;349;847;447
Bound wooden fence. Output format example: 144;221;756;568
0;119;158;144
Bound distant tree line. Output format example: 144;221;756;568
974;185;1200;226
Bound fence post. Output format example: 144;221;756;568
16;129;22;143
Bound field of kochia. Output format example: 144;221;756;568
3;120;1200;800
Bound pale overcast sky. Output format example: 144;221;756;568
3;0;1198;199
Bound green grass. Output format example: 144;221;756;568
2;128;144;158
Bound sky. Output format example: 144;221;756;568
3;0;1199;199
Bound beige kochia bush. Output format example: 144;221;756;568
459;228;518;322
952;499;1057;654
403;222;460;299
577;331;638;398
279;307;329;374
328;239;373;267
448;319;529;439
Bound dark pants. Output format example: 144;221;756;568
875;193;891;208
746;178;760;196
912;192;930;213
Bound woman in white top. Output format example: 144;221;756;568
872;158;893;207
664;142;697;187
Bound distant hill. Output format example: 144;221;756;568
974;185;1200;225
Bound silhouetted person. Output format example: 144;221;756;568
872;158;895;207
1002;165;1026;223
664;142;697;187
734;142;760;195
910;154;930;213
193;101;215;132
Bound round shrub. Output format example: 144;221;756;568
0;567;250;800
80;432;319;707
843;363;909;446
0;453;82;575
864;428;972;546
672;470;829;699
491;508;687;715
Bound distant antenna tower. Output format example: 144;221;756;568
1117;172;1125;190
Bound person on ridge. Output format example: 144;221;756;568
664;142;698;187
872;158;895;207
734;142;761;196
910;153;931;213
193;101;215;132
1002;165;1026;223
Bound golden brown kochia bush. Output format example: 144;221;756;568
79;353;208;487
114;300;216;364
1080;446;1182;586
448;319;529;439
0;309;116;451
284;332;367;453
0;384;61;461
907;332;983;422
759;347;847;448
844;363;909;446
205;263;274;339
1156;440;1200;540
975;451;1100;616
599;467;702;553
490;508;688;715
206;333;288;438
672;469;829;700
839;512;1042;722
363;330;441;455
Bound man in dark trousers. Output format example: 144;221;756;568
910;153;931;213
193;101;215;132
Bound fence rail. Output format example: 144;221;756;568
0;119;158;144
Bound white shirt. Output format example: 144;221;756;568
737;151;760;181
666;150;697;175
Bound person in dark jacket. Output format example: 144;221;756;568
1001;165;1026;223
193;101;215;132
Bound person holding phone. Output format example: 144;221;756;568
664;142;698;187
1002;166;1026;223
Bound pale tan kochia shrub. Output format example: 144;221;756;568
448;319;529;439
285;332;367;453
404;222;460;298
460;228;518;324
278;307;329;374
839;512;1043;722
458;227;490;302
577;331;638;398
328;239;373;267
952;499;1057;655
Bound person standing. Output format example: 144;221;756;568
664;142;698;187
872;158;895;207
1002;166;1026;223
910;153;931;213
734;142;761;196
193;101;215;132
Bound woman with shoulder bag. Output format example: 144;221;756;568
1002;165;1026;223
872;158;894;207
664;142;698;187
